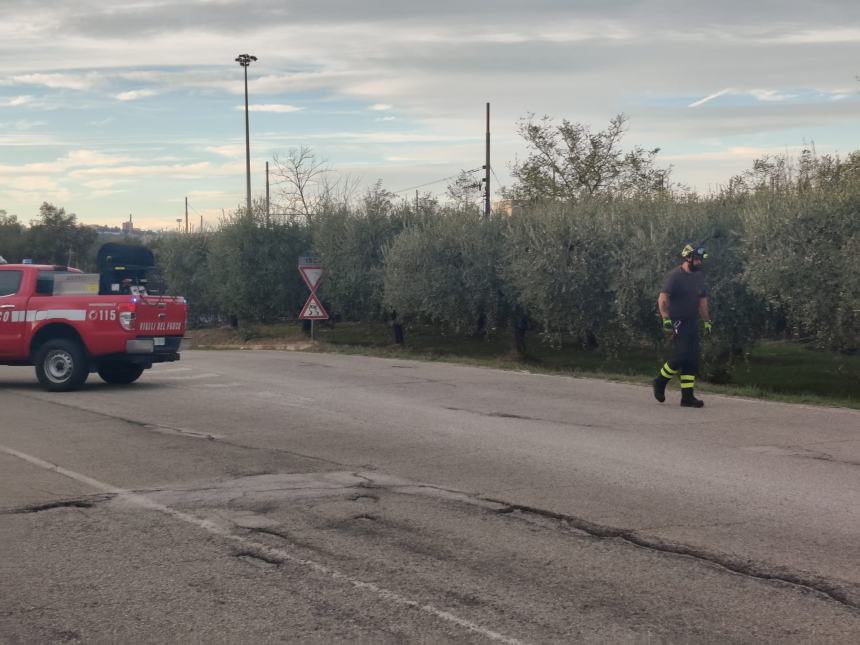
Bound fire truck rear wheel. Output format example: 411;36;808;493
97;361;145;385
34;339;90;392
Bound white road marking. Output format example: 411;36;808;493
152;372;220;381
0;443;528;645
197;383;243;388
141;424;225;441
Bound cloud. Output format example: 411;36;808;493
115;89;158;101
748;89;797;102
7;72;104;90
1;95;34;107
181;190;233;200
4;175;61;191
83;178;126;190
63;149;133;167
369;103;393;111
3;187;72;204
688;88;733;108
760;27;860;44
239;103;304;113
276;131;477;144
689;88;801;108
0;149;133;176
7;119;45;131
69;161;245;180
2;0;860;225
662;146;792;162
206;144;245;157
107;69;361;97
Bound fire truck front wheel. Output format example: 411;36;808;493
34;339;90;392
97;361;145;385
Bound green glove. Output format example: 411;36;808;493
662;318;674;334
704;321;712;335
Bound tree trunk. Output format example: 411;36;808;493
474;310;487;337
391;310;405;345
513;311;528;358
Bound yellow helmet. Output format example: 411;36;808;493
681;243;708;260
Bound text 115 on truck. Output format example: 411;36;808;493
0;243;187;391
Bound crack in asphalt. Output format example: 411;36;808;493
6;387;859;613
797;452;860;468
5;457;859;615
443;405;616;430
481;498;860;612
245;526;343;559
233;549;282;567
2;497;106;514
6;390;346;469
444;406;537;421
348;472;860;611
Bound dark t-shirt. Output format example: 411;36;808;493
661;266;708;321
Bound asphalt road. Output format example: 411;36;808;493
1;350;859;643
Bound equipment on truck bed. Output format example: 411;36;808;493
97;243;156;295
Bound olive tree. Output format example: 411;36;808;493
383;207;509;336
152;232;219;327
502;201;612;349
0;210;26;263
506;114;671;202
208;201;310;326
313;182;404;322
742;186;860;351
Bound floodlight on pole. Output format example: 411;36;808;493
235;53;257;216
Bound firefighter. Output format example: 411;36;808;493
653;243;711;408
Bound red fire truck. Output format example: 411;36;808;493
0;244;186;391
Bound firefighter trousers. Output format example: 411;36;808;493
666;319;700;376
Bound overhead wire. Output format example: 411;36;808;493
391;167;484;195
491;166;503;188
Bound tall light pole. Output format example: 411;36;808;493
235;53;257;216
484;102;491;218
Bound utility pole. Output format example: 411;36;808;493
200;215;203;233
265;161;270;226
235;53;257;216
484;102;491;218
415;190;419;213
185;196;188;234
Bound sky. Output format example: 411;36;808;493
0;0;858;230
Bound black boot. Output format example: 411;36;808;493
680;388;704;408
652;376;669;403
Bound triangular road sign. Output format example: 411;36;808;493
299;293;329;320
300;266;323;291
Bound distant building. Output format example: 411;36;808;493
493;199;527;217
92;215;157;244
